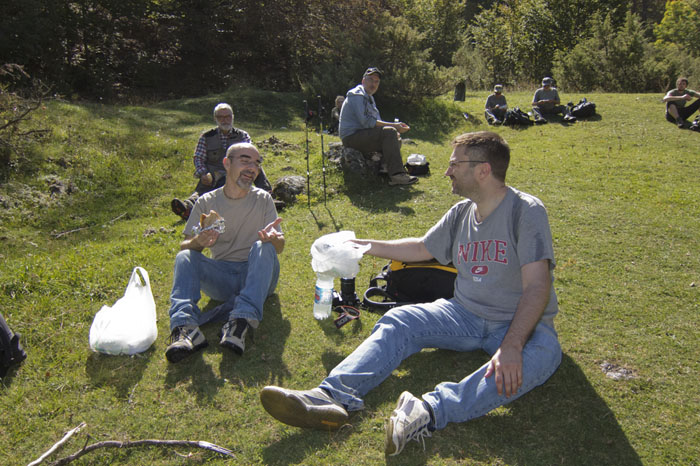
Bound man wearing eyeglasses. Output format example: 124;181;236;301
165;143;284;363
170;103;273;220
338;67;418;186
261;131;561;457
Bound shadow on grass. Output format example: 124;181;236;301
161;294;291;399
339;170;423;214
85;347;155;399
262;352;642;466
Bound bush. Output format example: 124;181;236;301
302;12;455;103
0;65;51;181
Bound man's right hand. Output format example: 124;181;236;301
395;122;410;134
181;230;220;251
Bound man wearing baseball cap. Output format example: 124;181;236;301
531;77;576;124
337;67;418;186
485;84;508;125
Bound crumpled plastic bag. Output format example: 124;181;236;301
407;153;427;166
310;231;370;278
89;267;158;355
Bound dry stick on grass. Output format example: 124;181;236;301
28;423;236;466
27;422;87;466
51;213;128;239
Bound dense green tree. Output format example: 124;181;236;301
399;0;467;67
304;11;454;102
654;0;700;55
553;10;676;91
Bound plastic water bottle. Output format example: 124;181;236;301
313;273;334;320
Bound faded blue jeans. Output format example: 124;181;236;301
319;298;561;430
168;241;279;330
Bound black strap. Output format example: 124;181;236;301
362;286;411;312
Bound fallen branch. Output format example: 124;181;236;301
47;439;235;465
51;213;128;239
28;422;86;466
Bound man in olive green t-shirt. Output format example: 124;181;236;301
663;77;700;129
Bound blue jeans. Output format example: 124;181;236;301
319;298;561;430
168;241;280;330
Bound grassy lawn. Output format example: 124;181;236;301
1;89;698;465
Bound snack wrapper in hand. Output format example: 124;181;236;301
190;210;226;235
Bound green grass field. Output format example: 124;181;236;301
1;89;698;465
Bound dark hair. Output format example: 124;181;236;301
677;77;689;87
452;131;510;182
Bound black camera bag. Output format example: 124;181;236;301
363;260;457;312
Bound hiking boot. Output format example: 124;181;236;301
219;318;249;355
171;198;192;221
385;391;433;456
534;117;547;125
260;386;349;430
388;172;418;186
165;326;208;363
563;114;577;123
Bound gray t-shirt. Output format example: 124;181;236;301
533;87;561;111
485;93;507;110
184;187;279;262
423;187;558;326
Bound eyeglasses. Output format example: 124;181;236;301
448;160;487;169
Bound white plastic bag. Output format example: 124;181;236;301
89;267;158;355
310;231;370;278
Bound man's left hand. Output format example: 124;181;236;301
258;218;285;252
485;343;523;398
395;122;410;134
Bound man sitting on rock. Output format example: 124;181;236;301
171;103;272;220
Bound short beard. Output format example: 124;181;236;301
236;173;254;189
218;123;233;133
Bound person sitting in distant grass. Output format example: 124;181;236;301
663;77;700;129
328;95;344;136
170;103;272;221
484;84;508;125
531;77;576;124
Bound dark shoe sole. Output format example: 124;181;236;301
220;340;244;355
170;199;191;221
260;386;348;430
165;340;208;363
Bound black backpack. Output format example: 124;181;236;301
363;260;457;311
568;98;596;118
503;107;534;126
0;312;26;378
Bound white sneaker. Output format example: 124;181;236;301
385;391;433;456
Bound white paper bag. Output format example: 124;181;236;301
89;267;158;355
